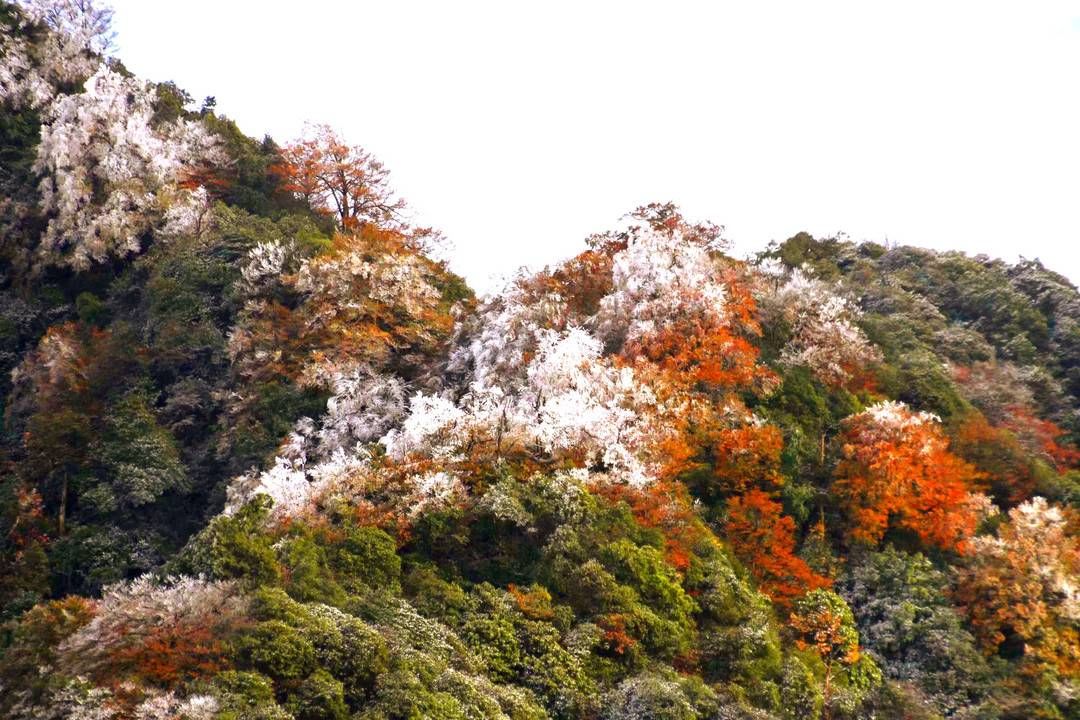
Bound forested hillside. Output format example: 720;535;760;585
1;3;1078;719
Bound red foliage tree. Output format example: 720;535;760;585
1002;405;1080;471
832;402;984;552
272;123;405;230
724;489;831;612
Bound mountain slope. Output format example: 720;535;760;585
1;3;1078;719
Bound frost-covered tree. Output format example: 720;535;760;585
764;270;880;386
225;207;768;525
19;0;114;54
315;364;406;455
1;0;109;110
594;222;728;348
227;226;452;389
33;65;220;269
383;327;670;486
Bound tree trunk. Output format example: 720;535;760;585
58;473;68;537
822;663;833;720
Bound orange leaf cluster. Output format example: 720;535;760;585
709;423;785;496
107;623;230;687
952;499;1080;677
1002;405;1080;471
593;480;707;572
598;613;636;655
833;408;983;552
790;608;859;665
507;584;556;621
724;489;831;612
271;124;404;229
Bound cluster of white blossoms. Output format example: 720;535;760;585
595;225;728;345
33;65;221;269
768;270;880;385
0;0;104;110
860;400;940;431
384;328;665;486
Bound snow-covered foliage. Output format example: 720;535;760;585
858;400;939;433
296;241;442;322
384;328;667;486
237;238;299;297
766;269;880;385
225;215;748;522
226;454;312;519
380;392;469;462
595;225;727;346
447;282;568;392
522;329;664;485
964;497;1080;624
1;0;107;110
316;364;407;454
224;431;370;520
18;0;114;55
159;185;212;239
601;673;697;720
33;65;220;269
405;470;468;518
227;229;451;396
133;693;219;720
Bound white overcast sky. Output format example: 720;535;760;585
106;1;1080;292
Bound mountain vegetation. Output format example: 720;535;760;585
1;2;1078;718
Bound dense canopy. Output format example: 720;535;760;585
1;3;1078;719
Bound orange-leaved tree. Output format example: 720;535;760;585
273;123;405;230
725;489;831;612
832;401;984;552
593;480;708;572
952;497;1080;677
789;589;862;718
